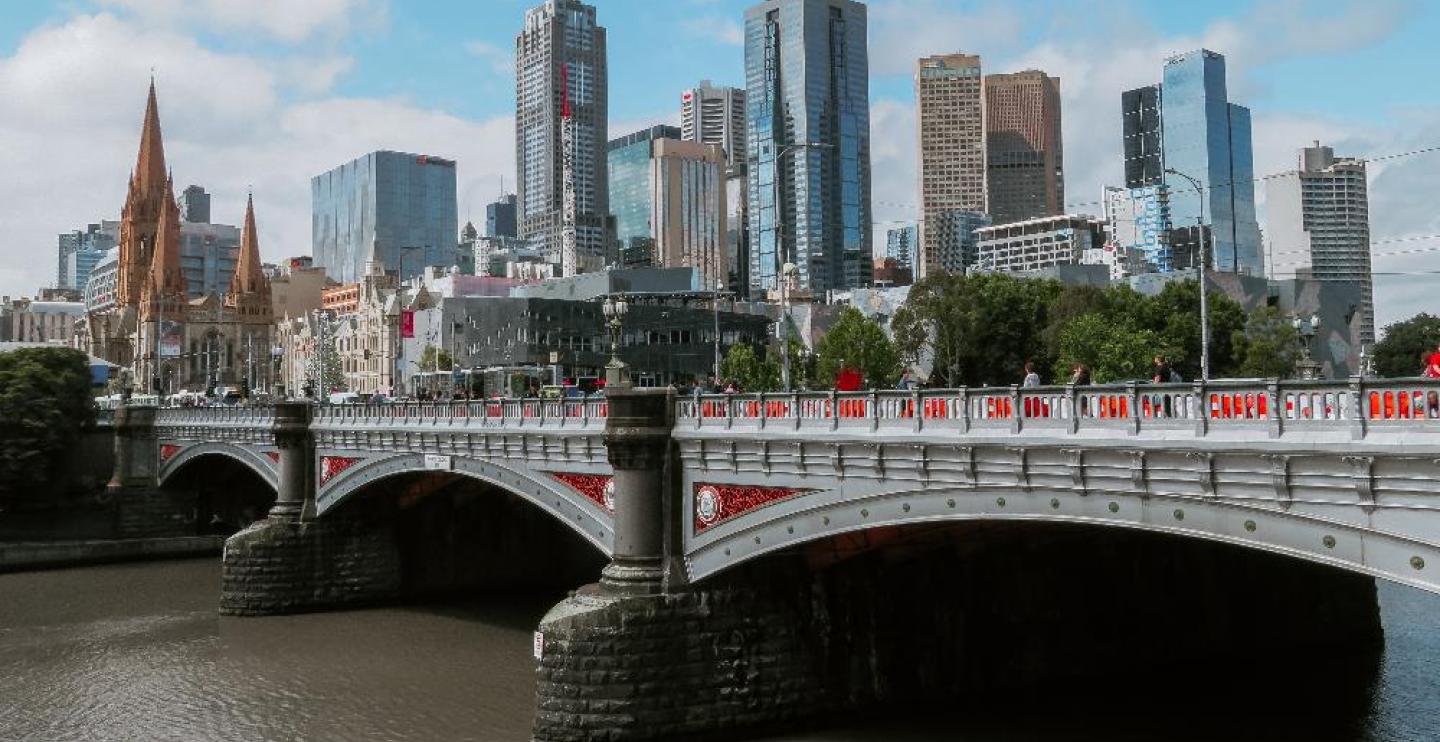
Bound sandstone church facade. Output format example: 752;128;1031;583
86;82;275;394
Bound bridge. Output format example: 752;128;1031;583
105;377;1440;741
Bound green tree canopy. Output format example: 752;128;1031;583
814;307;903;389
892;272;1061;387
719;344;780;393
1231;306;1301;379
1373;313;1440;378
0;347;95;507
418;345;455;373
1055;314;1172;384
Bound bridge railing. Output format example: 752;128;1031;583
155;405;278;428
677;378;1440;436
310;397;609;428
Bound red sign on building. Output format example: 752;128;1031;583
400;309;415;338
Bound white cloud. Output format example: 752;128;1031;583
0;12;510;297
465;40;515;75
94;0;387;44
868;0;1025;76
681;16;744;46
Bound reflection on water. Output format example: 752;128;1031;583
0;560;1435;742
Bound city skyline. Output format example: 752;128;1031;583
0;0;1436;327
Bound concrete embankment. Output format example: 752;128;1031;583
0;536;223;573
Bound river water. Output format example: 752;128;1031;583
0;559;1436;741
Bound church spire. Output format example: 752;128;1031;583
228;193;269;300
145;177;185;306
134;77;168;199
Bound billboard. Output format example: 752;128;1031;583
400;309;415;339
159;320;183;358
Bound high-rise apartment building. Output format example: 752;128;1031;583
516;0;608;276
885;224;918;272
1266;142;1374;343
652;138;728;289
1103;185;1170;272
985;70;1063;225
57;221;119;292
311;150;459;283
485;194;517;238
682;81;746;170
915;53;984;278
607;125;682;267
180;184;211;223
682;81;750;296
744;0;871;296
1158;49;1262;274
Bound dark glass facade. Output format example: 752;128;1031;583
1121;85;1164;188
311;150;459;283
744;0;871;296
485;195;517;238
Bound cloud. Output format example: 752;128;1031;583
681;15;744;46
868;0;1026;76
465;40;514;75
94;0;387;44
0;12;511;297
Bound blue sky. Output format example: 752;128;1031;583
0;0;1437;326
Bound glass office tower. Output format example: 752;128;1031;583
744;0;871;296
1159;50;1262;274
607;125;682;266
311;150;459;283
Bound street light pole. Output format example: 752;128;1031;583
780;262;796;391
1165;168;1211;382
712;279;723;383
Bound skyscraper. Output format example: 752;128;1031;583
516;0;608;276
652;138;727;289
485;194;517;238
311;151;459;283
682;81;746;170
1121;85;1164;189
915;53;984;278
57;221;118;292
180;184;211;223
744;0;871;296
607;125;682;267
885;224;918;272
985;70;1064;226
1157;49;1262;275
681;80;749;296
1266;142;1374;343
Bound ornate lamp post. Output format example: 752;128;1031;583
1293;312;1322;380
602;294;630;389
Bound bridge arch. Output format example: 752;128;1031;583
158;441;279;493
686;482;1440;596
317;452;615;557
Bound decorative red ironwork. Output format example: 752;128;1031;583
159;444;181;463
265;451;281;465
320;456;361;485
548;472;614;512
693;483;809;533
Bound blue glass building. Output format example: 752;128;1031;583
311;150;459;283
744;0;871;296
1157;50;1262;274
607;125;682;267
885;224;918;271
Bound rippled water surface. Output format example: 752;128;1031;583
0;559;1436;741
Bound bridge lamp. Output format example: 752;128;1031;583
603;294;630;389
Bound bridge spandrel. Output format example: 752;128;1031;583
674;383;1440;594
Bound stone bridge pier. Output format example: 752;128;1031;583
219;402;402;616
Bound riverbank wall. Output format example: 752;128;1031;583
0;535;223;573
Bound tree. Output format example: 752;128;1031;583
1141;279;1246;380
306;333;345;396
1231;306;1301;379
814;307;902;389
418;344;454;372
719;344;780;392
1373;313;1440;378
892;272;1061;387
1055;313;1171;383
0;347;95;508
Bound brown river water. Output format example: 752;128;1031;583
0;559;1436;741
